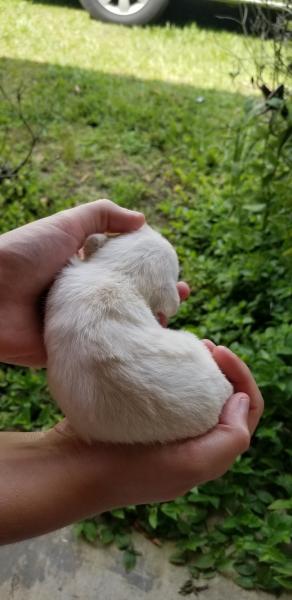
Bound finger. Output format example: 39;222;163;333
51;418;81;443
54;199;145;244
202;339;216;353
219;392;250;427
177;281;190;302
157;313;168;328
182;393;251;485
213;346;264;435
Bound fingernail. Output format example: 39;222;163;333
127;209;145;217
237;393;250;413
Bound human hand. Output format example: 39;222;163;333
0;199;189;367
50;345;263;508
202;341;264;435
0;345;263;543
0;200;143;366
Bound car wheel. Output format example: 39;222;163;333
79;0;170;25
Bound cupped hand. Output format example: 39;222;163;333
202;341;264;435
0;340;263;542
0;200;189;367
48;345;263;509
0;200;145;366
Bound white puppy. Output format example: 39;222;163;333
45;224;233;444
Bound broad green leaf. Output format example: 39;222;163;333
195;554;215;570
274;577;292;590
82;521;98;543
123;550;137;572
236;576;255;590
115;533;131;550
272;564;292;577
148;506;158;529
97;525;114;545
269;499;292;511
111;509;125;520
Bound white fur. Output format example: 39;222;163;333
45;225;233;444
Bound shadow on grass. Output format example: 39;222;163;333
0;55;245;220
31;0;81;8
30;0;263;34
164;0;245;32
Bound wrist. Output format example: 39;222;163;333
0;429;112;544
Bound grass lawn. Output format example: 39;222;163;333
1;0;262;91
0;0;269;229
0;0;292;594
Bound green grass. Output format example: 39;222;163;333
0;0;261;227
1;0;292;594
1;0;267;92
0;0;275;224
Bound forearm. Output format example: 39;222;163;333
0;430;112;545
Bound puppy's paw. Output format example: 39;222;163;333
83;234;108;259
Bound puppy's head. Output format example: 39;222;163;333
123;225;181;320
83;225;181;320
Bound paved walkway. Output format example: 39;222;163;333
0;528;291;600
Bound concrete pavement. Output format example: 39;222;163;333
0;528;291;600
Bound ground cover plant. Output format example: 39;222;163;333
0;0;291;593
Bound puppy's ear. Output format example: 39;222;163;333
160;283;180;319
83;234;108;259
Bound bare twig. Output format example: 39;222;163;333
0;82;38;183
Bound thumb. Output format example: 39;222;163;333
220;393;250;427
54;199;145;243
180;393;251;486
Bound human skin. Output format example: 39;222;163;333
0;199;188;364
0;200;264;544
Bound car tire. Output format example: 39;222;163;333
79;0;170;25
